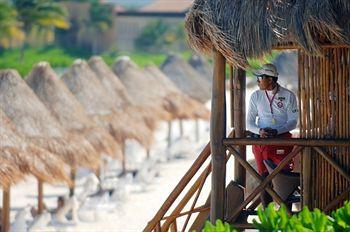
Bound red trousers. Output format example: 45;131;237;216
252;132;294;174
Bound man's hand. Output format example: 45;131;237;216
259;128;278;138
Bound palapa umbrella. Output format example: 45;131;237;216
87;56;157;132
0;109;70;230
161;54;211;104
26;62;122;160
0;69;99;170
144;65;210;142
112;56;173;121
62;59;153;171
188;54;213;84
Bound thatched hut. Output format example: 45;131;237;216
62;59;153;148
0;70;99;170
87;56;157;131
112;57;173;121
160;54;211;104
26;62;122;160
145;0;350;231
188;54;213;83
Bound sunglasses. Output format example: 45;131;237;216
256;75;273;81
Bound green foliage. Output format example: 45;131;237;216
0;1;24;48
253;204;290;231
332;201;350;232
135;20;186;52
246;51;280;77
203;202;350;232
202;220;236;232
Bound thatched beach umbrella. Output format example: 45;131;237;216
112;57;173;121
87;56;157;132
145;65;210;142
188;54;213;83
26;62;122;160
160;54;211;104
62;59;153;171
0;70;99;170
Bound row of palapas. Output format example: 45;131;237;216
0;54;213;195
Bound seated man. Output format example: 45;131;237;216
246;63;299;207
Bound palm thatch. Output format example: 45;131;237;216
160;54;211;104
144;65;210;120
185;0;350;68
188;54;213;83
0;157;24;189
0;69;99;170
87;56;158;131
62;59;153;148
26;62;122;160
112;57;173;121
0;109;70;184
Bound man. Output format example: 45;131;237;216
247;63;298;206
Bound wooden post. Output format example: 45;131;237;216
69;169;76;197
146;149;151;159
122;142;126;174
210;50;226;222
195;119;200;142
302;148;312;208
38;180;44;214
179;119;184;137
2;188;10;232
167;121;172;149
233;68;246;187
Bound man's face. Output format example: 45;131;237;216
257;75;273;90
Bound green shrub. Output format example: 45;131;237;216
203;201;350;232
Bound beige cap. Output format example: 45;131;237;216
253;63;279;77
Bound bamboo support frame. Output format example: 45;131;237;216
38;180;44;214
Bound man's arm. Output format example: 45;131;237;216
277;92;298;134
246;93;260;135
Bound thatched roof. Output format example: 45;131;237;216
62;59;153;148
0;69;99;169
26;62;122;159
144;65;210;120
188;54;213;83
0;157;24;189
185;0;350;68
112;57;173;121
0;109;70;185
160;54;211;104
87;56;158;131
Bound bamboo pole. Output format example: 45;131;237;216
233;68;246;187
167;121;172;149
2;187;10;232
38;180;44;214
121;142;126;174
210;50;227;222
230;65;234;128
69;168;76;197
179;120;184;138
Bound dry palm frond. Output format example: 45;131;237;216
185;0;350;67
26;62;122;159
0;69;99;169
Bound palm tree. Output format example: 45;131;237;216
13;0;70;60
0;1;24;49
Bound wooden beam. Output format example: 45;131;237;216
223;138;350;146
233;68;246;187
38;180;44;214
69;168;76;197
324;186;350;212
210;49;227;222
2;188;10;232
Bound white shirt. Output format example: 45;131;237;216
247;84;298;135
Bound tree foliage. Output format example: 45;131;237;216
0;1;24;48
